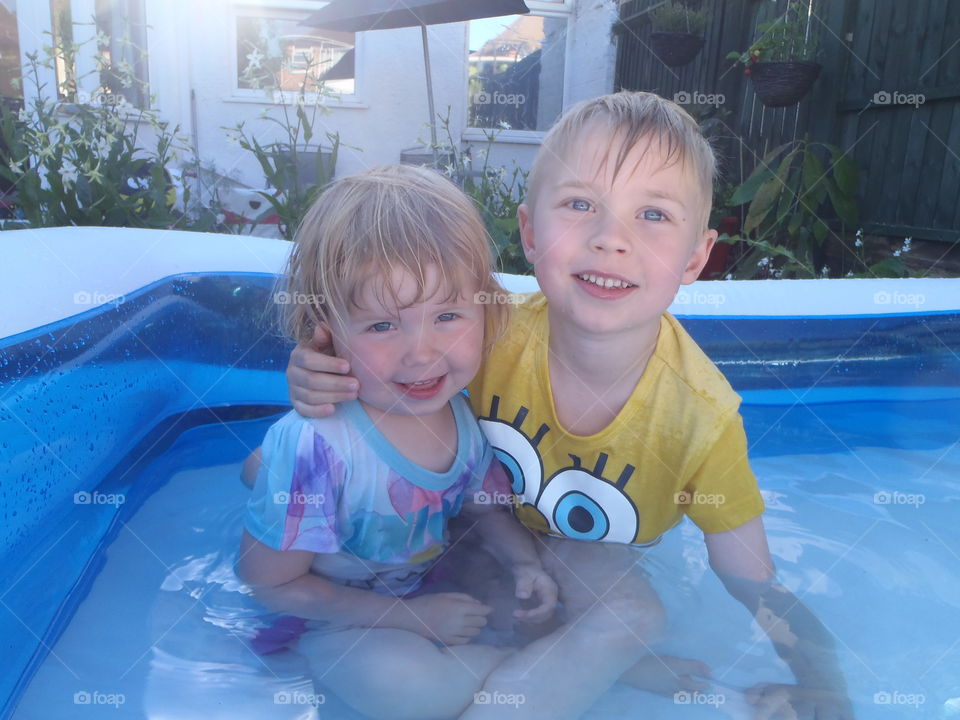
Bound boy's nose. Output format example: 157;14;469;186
590;214;631;254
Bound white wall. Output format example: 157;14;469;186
16;0;617;193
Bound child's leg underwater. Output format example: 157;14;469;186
299;627;510;720
460;537;667;720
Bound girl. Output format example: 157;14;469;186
238;164;557;720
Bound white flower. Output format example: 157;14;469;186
893;249;901;257
497;120;512;130
724;273;733;280
854;238;863;248
757;257;770;267
246;48;265;70
902;237;912;253
60;159;79;187
846;271;854;277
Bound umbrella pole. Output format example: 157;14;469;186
420;24;439;165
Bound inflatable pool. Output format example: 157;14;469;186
2;227;958;718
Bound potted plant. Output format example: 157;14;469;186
727;1;821;107
648;1;708;68
721;139;858;279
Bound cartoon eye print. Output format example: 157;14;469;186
478;397;641;543
478;397;547;504
535;454;640;544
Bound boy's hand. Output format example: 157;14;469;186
745;682;855;720
287;325;358;417
511;562;559;623
397;592;493;645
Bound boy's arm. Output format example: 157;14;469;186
705;517;854;718
459;502;558;623
287;326;358;418
237;530;492;644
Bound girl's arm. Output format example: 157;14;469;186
460;502;558;623
237;530;492;644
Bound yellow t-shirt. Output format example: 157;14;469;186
467;293;764;546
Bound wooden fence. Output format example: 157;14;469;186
615;0;960;242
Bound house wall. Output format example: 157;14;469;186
13;0;618;196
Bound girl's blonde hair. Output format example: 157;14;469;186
282;164;509;355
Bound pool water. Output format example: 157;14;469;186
10;391;960;719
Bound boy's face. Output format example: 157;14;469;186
519;127;716;337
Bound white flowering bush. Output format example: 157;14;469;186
0;36;209;230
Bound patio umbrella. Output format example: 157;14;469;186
303;0;530;159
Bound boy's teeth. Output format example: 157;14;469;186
579;273;633;289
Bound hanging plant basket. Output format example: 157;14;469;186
650;32;705;67
748;61;822;107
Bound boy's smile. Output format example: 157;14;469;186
519;126;716;340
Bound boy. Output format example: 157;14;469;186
281;92;853;720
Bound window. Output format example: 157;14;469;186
49;0;150;107
235;14;355;98
467;11;567;133
0;0;22;100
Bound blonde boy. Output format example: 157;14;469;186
286;93;853;720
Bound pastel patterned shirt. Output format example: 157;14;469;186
245;394;509;596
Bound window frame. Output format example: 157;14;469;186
226;1;364;108
462;0;574;143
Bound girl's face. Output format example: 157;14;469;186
329;263;484;421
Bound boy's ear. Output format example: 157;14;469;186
680;229;718;285
518;203;537;263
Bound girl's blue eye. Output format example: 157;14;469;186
437;312;457;322
642;209;665;221
369;321;393;332
570;199;591;212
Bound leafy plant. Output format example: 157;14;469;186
228;31;342;240
727;0;819;68
649;2;708;34
0;36;197;230
721;139;860;278
435;111;530;275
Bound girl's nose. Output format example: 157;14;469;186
403;330;441;366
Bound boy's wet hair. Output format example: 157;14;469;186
527;91;717;230
282;164;509;356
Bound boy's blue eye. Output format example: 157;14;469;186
570;199;592;212
437;312;458;322
369;321;393;332
642;209;665;221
